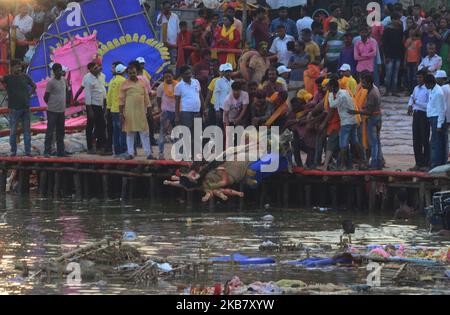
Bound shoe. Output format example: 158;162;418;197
419;166;430;172
158;153;165;160
124;155;134;160
57;153;69;158
150;138;158;145
87;149;96;155
147;154;155;160
25;152;32;157
44;153;50;158
64;151;73;156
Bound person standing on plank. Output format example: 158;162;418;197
43;63;68;158
119;63;154;160
0;59;36;157
74;62;107;155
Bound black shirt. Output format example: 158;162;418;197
382;27;404;59
3;74;33;110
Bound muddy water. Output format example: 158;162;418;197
0;195;449;295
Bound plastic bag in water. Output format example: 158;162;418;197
123;231;137;241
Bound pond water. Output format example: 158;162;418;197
0;195;449;295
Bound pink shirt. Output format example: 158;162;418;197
354;38;377;73
138;75;151;94
371;25;384;47
156;83;176;112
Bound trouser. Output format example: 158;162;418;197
339;124;361;169
406;62;418;94
180;111;201;160
111;112;127;155
147;112;156;143
314;130;327;165
105;109;113;152
86;105;106;151
44;111;65;155
429;116;448;168
412;110;430;167
207;106;216;126
159;111;176;154
9;109;31;155
126;131;152;156
368;115;382;168
385;58;401;92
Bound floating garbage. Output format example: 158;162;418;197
186;218;192;226
288;256;353;268
157;263;173;272
262;214;274;221
114;263;140;271
209;253;276;265
122;231;137;241
445;270;450;278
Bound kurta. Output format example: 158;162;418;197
120;79;150;133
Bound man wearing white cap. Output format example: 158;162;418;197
213;63;233;129
136;57;152;82
107;62;127;157
338;64;357;96
277;65;290;95
435;70;450;162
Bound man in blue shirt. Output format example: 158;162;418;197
269;6;298;40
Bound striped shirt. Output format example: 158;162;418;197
325;33;344;63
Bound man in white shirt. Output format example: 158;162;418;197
156;1;180;64
424;73;447;168
418;43;442;76
269;24;294;66
174;65;204;160
407;70;430;171
12;5;34;60
296;6;313;36
435;70;450;163
74;62;107;155
213;63;233;129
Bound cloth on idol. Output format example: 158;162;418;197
304;64;321;95
215;25;240;69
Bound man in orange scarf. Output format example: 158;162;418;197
156;70;177;160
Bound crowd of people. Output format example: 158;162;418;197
1;1;450;171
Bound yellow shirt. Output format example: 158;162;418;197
304;41;321;62
330;17;349;33
107;75;126;113
208;77;220;106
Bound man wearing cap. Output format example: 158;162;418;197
269;24;295;66
43;63;68;158
407;70;430;171
136;57;152;83
213;63;234;130
277;65;291;94
435;70;450;161
338;64;357;96
424;73;447;168
107;63;127;158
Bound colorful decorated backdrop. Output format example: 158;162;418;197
28;0;170;106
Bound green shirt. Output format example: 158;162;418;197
3;74;33;110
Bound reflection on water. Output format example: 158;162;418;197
0;194;449;295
